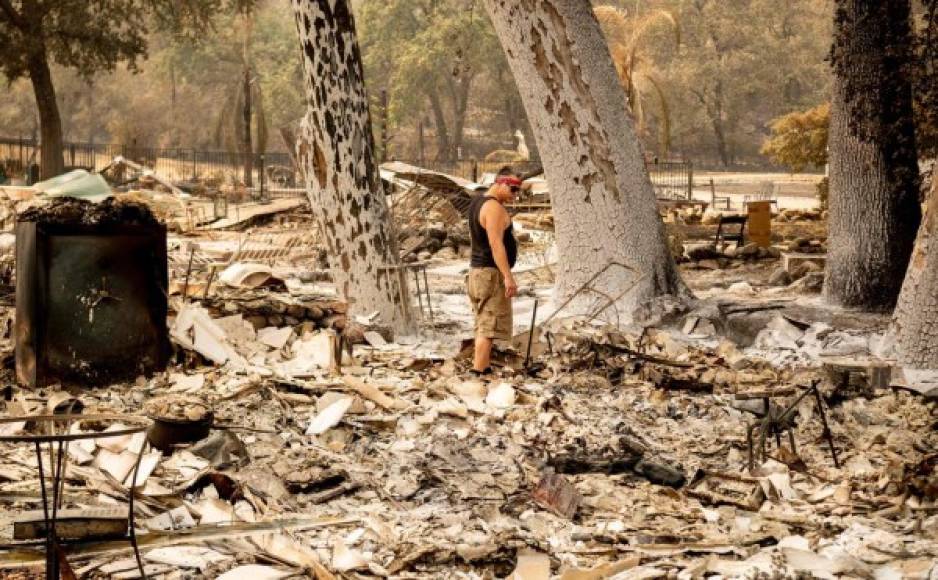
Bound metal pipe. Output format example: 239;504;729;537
524;299;539;368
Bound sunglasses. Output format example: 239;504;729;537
509;185;520;193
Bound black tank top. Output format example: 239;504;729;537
469;194;517;268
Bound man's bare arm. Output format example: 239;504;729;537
482;202;517;298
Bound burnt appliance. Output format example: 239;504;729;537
16;219;170;387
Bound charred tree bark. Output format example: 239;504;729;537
291;0;413;333
482;0;688;315
241;8;255;188
894;173;938;367
27;50;64;179
825;0;921;310
242;65;254;188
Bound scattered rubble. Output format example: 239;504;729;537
0;187;935;579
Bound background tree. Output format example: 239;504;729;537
210;1;268;186
824;0;921;311
594;5;679;156
760;103;830;172
0;0;222;178
291;0;412;332
642;0;832;166
913;0;938;159
357;0;533;163
482;0;688;314
894;0;938;367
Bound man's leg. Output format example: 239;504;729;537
473;334;493;372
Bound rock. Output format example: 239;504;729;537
424;226;446;241
738;242;761;258
697;259;722;270
728;281;755;295
790;271;824;293
435;246;457;261
687;245;721;261
423;238;442;254
286;304;305;319
768;268;792;286
723;245;738;258
245;315;267;330
791;260;822;280
516;231;532;243
633;458;686;488
403;252;418;263
305;306;324;320
417;250;432;261
297;321;317;336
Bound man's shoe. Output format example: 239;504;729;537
469;367;493;377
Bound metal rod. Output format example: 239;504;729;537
524;299;539;368
128;444;148;579
203;266;217;299
35;441;52;579
181;246;195;300
422;266;434;322
811;382;840;468
412;268;424;316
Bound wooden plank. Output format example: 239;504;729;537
13;507;129;541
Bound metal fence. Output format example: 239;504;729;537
646;159;693;200
0;137;295;186
0;137;693;201
396;157;694;199
392;159;543;182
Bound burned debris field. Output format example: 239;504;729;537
1;0;937;579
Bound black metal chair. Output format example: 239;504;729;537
715;215;747;248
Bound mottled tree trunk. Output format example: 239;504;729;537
825;0;921;310
482;0;688;315
291;0;413;333
894;173;938;367
27;50;64;179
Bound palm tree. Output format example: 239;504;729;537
594;5;679;155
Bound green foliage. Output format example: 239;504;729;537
0;1;301;151
816;176;829;210
761;103;830;172
635;0;832;166
357;0;521;160
0;0;231;81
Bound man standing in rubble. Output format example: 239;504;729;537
467;167;520;376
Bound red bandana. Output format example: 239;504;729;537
495;175;522;187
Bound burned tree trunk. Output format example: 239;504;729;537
27;50;64;180
291;0;413;333
825;0;921;310
242;65;254;188
894;173;938;367
482;0;688;314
